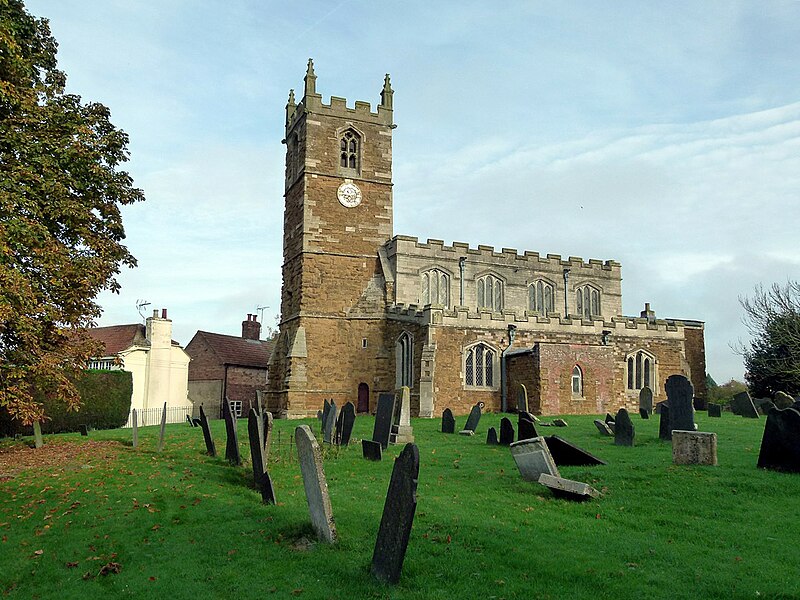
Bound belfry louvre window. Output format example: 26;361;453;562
477;275;503;311
627;350;654;390
529;279;555;314
340;130;359;171
421;269;449;307
465;343;496;388
576;285;601;319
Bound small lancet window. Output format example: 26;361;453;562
572;365;583;396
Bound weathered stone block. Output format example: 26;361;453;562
672;430;717;466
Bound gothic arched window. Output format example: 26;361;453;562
626;350;655;390
529;279;555;314
477;274;503;311
339;130;360;172
396;332;413;388
572;365;583;396
464;343;497;388
421;269;449;307
576;285;601;319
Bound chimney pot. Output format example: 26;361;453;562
152;309;158;318
162;308;167;319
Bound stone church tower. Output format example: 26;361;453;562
266;60;396;417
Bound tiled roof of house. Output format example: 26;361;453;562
87;324;146;355
192;331;274;368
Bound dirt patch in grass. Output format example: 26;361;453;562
0;440;122;480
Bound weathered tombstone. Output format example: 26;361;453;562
132;408;139;448
757;407;800;473
441;408;456;434
362;439;382;461
731;390;759;419
545;435;607;466
458;429;475;436
517;384;529;413
520;411;539;423
223;399;241;466
707;404;722;418
262;411;273;462
774;391;794;410
338;402;356;446
614;408;634;447
593;419;613;436
665;375;697;433
321;399;331;432
552;418;568;427
463;402;483;432
509;437;560;482
370;443;419;585
518;417;538;441
186;414;193;426
499;417;514;445
157;402;167;452
295;425;337;543
639;386;654;416
79;424;88;436
639;408;650;420
192;418;201;427
672;430;718;466
33;421;43;449
373;393;396;450
538;473;599;501
198;405;216;457
486;427;499;445
333;406;345;445
247;409;275;504
604;412;615;425
323;400;338;444
759;400;777;415
391;387;414;444
659;404;672;440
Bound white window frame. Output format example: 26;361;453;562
571;365;583;397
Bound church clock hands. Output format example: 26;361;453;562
337;181;362;208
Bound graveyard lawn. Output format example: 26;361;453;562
1;413;799;599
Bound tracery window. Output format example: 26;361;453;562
529;279;555;314
421;269;449;307
576;284;601;319
464;343;497;388
339;130;360;172
571;365;583;396
626;350;654;390
396;332;413;388
477;274;503;311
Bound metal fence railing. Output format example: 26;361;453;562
123;405;194;428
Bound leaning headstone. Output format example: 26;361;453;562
333;405;345;445
708;404;722;418
370;443;420;584
338;402;356;446
757;407;800;473
132;408;139;449
441;408;456;434
486;427;499;445
323;400;338;444
33;421;43;449
604;413;615;425
199;405;216;457
639;386;654;416
295;425;337;543
672;430;718;466
517;384;529;413
391;386;414;444
520;411;539;423
545;435;607;466
593;419;613;436
248;409;275;504
665;375;697;432
192;418;201;427
157;402;167;452
79;424;88;436
538;473;599;501
518;417;538;441
774;391;795;410
463;402;483;432
553;418;568;427
731;390;759;419
639;408;650;420
186;414;193;426
614;408;634;447
499;417;515;445
223;399;241;466
262;411;273;462
510;437;560;482
321;399;331;432
373;393;396;450
362;439;382;461
659;404;672;440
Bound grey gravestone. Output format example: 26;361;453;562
731;391;759;419
295;425;337;543
463;402;483;432
373;393;396;450
362;439;382;461
510;437;560;482
223;399;241;466
323;400;338;444
672;430;717;466
441;408;455;434
199;405;216;457
247;409;275;504
132;408;139;448
262;411;273;462
553;418;568;427
370;443;419;585
338;402;356;446
639;408;650;420
499;417;515;445
659;404;672;440
757;407;800;473
708;404;722;418
639;386;654;416
79;424;88;436
33;421;43;449
486;427;499;445
545;435;607;466
157;402;167;452
538;473;599;501
774;391;794;409
614;408;635;447
665;375;697;432
517;384;529;413
593;419;613;436
518;417;538;441
391;387;414;444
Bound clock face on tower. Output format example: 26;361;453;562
337;182;362;208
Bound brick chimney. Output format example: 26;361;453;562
242;314;262;340
640;302;656;322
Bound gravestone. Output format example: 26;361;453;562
459;429;475;436
131;408;139;448
520;411;539;423
223;399;241;466
321;399;331;433
323;400;338;444
157;402;167;452
553;418;568;427
192;418;201;427
262;411;274;462
295;425;337;543
658;404;672;440
247;409;275;504
338;402;356;446
731;391;759;419
199;405;216;457
604;413;615;425
373;393;396;450
362;439;382;461
757;407;800;473
486;427;499;445
538;473;599;501
441;408;455;434
639;408;650;419
499;417;515;445
665;374;697;432
614;408;635;447
517;384;529;413
33;421;43;449
639;386;654;416
672;430;717;466
333;406;345;445
186;415;193;426
371;443;419;584
759;400;777;415
510;437;560;482
774;391;794;409
518;417;538;441
708;404;722;418
463;402;483;432
79;424;88;436
655;401;666;414
545;435;607;466
593;419;613;436
391;387;414;444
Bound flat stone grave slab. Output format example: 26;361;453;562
499;417;514;445
486;427;499;445
614;408;635;447
510;437;560;482
665;374;697;432
545;435;607;466
757;407;800;473
538;473;599;501
199;405;216;457
708;404;722;418
223;399;241;466
518;417;538;441
463;402;483;432
362;439;382;461
459;429;475;436
373;393;396;450
594;419;613;436
672;430;717;466
731;391;759;418
295;425;337;543
338;402;356;446
441;408;455;434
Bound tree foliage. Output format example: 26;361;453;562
706;378;747;406
739;281;800;398
0;0;144;424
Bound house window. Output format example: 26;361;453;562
529;279;555;314
230;400;243;417
627;350;654;390
477;274;503;311
339;129;360;172
396;332;413;388
571;365;583;396
576;285;601;319
465;343;497;388
421;269;449;307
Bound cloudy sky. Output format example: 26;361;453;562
26;0;800;383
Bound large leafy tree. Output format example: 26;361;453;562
740;281;800;398
0;0;144;425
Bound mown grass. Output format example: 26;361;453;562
1;412;799;600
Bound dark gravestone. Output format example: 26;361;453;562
223;399;241;466
371;443;420;584
545;435;607;466
553;418;568;427
262;411;274;462
520;411;539;423
604;413;615;425
333;405;345;445
247;409;275;504
639;386;654;416
199;405;216;457
486;427;499;445
157;402;167;452
338;402;356;446
362;439;382;461
593;419;613;436
614;408;635;447
441;408;455;434
655;401;666;414
192;418;201;427
186;414;193;426
79;424;88;436
708;404;722;418
373;393;396;450
131;408;138;449
499;417;515;445
731;391;759;418
518;417;538;441
757;408;800;473
774;391;794;409
639;408;650;420
463;402;483;432
323;401;338;444
659;404;672;440
321;399;331;432
759;400;777;415
665;375;696;433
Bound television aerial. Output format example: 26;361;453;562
136;299;151;322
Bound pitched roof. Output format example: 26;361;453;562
191;331;274;368
87;324;146;355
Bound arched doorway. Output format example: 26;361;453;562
357;382;369;414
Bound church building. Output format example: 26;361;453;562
265;60;706;418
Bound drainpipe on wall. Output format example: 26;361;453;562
459;256;466;306
563;268;570;318
500;324;517;413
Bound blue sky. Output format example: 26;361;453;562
25;0;800;383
